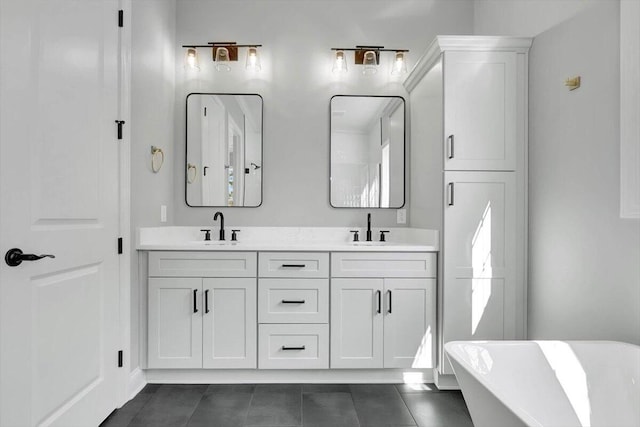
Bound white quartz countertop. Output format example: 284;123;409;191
137;226;439;252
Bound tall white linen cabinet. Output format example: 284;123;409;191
404;36;532;386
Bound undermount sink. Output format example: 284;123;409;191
190;240;238;246
351;241;388;246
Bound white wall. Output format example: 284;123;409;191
474;0;601;37
173;0;473;227
130;0;176;370
527;2;640;344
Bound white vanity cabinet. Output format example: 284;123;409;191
330;253;436;369
147;251;257;369
257;252;330;369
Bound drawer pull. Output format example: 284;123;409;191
281;345;306;351
376;290;382;314
387;290;392;314
281;264;306;268
204;289;210;314
193;289;198;314
281;299;305;304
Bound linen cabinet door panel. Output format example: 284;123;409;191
331;279;383;369
148;278;202;369
442;278;505;373
444;172;515;300
383;279;436;369
443;51;517;171
202;278;257;369
443;171;515;374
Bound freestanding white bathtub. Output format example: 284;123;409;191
445;341;640;427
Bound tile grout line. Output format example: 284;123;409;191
395;387;420;427
183;385;208;427
242;385;256;427
125;385;162;427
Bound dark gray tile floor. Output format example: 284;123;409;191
101;384;473;427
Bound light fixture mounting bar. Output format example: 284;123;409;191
331;47;409;52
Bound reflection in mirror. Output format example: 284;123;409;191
186;93;263;207
330;95;405;208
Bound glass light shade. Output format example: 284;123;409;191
332;50;347;73
362;50;378;75
215;47;232;72
391;51;408;75
245;47;261;71
185;48;199;70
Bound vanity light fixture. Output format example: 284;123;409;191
330;46;409;76
245;46;261;71
185;47;200;70
391;51;408;75
181;42;263;72
332;50;348;73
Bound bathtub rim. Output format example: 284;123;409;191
444;340;640;427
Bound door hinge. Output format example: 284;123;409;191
117;237;123;254
118;350;123;367
115;120;125;140
118;10;124;28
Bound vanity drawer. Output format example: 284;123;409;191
148;251;257;277
331;252;436;278
258;279;329;324
258;324;329;369
258;252;329;278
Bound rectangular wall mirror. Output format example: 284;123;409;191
330;95;405;208
186;93;263;207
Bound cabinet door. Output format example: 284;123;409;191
442;171;516;374
202;278;257;369
331;279;383;368
148;278;202;369
444;51;517;171
383;279;436;369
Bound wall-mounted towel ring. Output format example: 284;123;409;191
151;146;164;173
187;163;197;184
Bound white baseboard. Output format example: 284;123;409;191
144;368;434;385
128;367;147;400
434;370;459;390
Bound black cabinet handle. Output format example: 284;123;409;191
281;264;306;268
281;346;306;351
447;134;455;159
376;290;382;314
5;248;55;267
193;289;198;313
205;289;210;313
448;182;455;206
281;300;305;304
387;290;392;314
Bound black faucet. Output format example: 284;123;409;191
366;213;372;242
213;211;225;241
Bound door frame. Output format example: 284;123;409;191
116;0;137;408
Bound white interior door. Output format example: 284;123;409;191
0;0;121;425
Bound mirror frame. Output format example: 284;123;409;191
185;92;264;208
329;94;406;209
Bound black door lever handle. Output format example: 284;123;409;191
5;248;55;267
